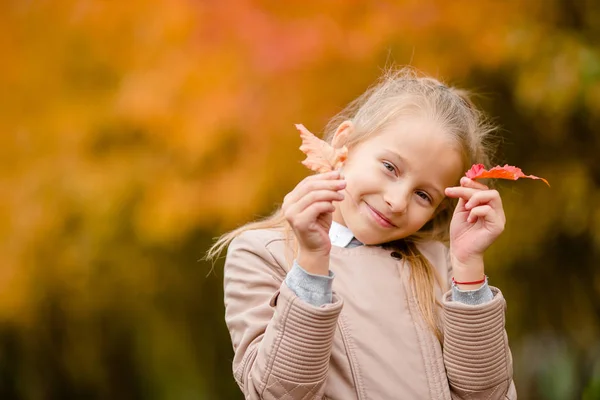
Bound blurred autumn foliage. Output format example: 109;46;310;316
1;0;600;399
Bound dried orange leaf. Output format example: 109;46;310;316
296;124;348;173
466;164;550;186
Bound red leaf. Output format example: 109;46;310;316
466;164;550;186
296;124;348;173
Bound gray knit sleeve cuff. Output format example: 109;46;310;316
284;260;334;307
451;278;494;305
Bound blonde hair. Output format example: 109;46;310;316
206;66;497;341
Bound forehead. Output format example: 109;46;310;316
375;117;455;152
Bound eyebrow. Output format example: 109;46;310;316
382;150;444;200
423;184;443;201
382;149;406;167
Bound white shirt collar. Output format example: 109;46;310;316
329;221;356;247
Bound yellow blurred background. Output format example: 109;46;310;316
1;1;599;399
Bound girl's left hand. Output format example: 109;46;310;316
445;177;506;266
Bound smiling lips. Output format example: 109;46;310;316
366;203;396;228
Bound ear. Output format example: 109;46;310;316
331;120;354;149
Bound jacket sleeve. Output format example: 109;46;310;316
442;287;517;400
223;231;343;399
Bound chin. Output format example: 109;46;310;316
351;226;388;246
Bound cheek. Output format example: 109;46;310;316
340;187;360;213
421;210;438;229
345;169;379;196
408;206;436;226
340;173;360;200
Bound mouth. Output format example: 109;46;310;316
365;203;397;228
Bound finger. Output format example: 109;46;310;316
286;176;346;204
460;177;489;190
467;205;496;224
290;170;341;201
297;189;345;211
296;201;336;229
285;190;344;220
445;186;481;201
300;177;346;193
306;170;341;181
464;189;502;210
451;196;467;216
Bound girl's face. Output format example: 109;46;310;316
332;117;463;245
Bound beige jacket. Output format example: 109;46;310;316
224;229;516;399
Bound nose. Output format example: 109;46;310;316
384;183;409;214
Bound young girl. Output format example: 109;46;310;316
208;67;516;399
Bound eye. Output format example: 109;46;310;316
416;190;432;203
382;161;396;174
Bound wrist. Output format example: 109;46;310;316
297;250;330;276
450;253;485;290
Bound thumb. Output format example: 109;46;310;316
460;176;489;190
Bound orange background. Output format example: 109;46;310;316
1;1;599;398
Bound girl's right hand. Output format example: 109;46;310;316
282;170;346;272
